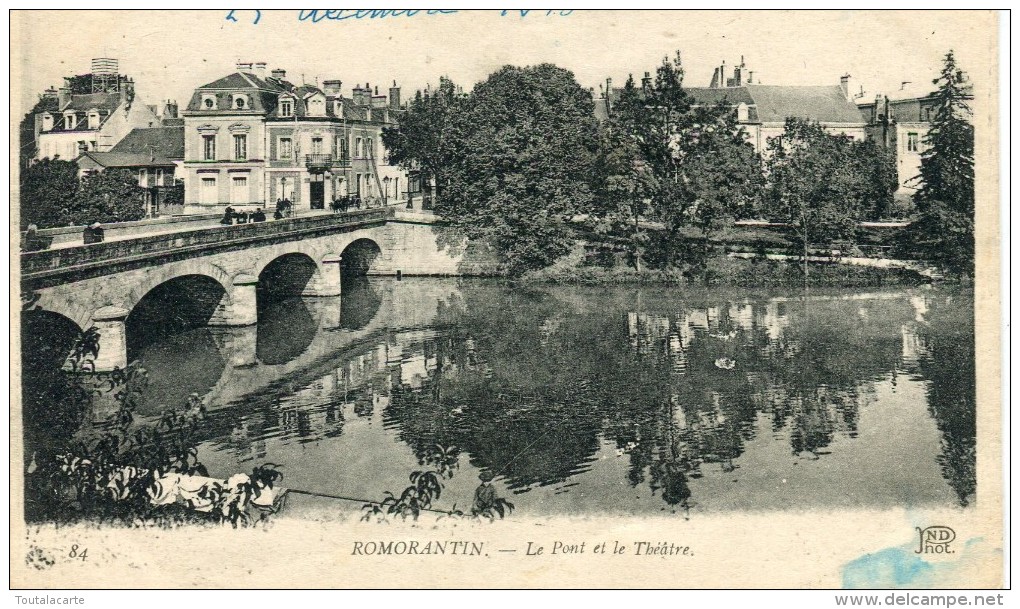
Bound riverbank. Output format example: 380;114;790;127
523;256;933;288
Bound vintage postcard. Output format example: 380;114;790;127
9;9;1004;591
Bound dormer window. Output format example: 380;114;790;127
279;98;293;117
307;96;325;117
232;94;249;110
64;112;77;130
736;103;749;122
87;110;100;130
202;94;217;110
41;113;53;131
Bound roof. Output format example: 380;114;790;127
685;87;755;106
78;151;176;168
62;92;121;112
743;85;865;123
110;126;184;159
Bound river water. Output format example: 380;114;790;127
128;278;975;517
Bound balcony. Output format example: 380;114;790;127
304;154;352;171
304;154;333;171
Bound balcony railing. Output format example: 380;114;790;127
304;154;352;170
305;153;333;170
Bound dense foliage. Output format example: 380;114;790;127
897;51;975;276
762;118;897;258
19;164;145;229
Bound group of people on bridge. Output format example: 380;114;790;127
329;195;365;214
220;207;269;225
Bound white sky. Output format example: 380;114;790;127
11;10;999;117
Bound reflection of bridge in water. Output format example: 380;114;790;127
140;278;462;415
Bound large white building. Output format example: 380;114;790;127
181;61;408;214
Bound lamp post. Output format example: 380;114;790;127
383;176;391;206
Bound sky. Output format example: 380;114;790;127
11;10;999;118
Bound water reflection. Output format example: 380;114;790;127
122;280;976;514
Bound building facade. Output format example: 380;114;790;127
597;57;868;153
855;86;938;193
75;125;186;217
181;62;407;214
34;59;160;161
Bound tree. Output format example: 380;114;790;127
70;169;146;225
763;118;896;264
19;158;79;229
381;77;461;205
603;53;763;273
439;64;602;275
899;51;975;276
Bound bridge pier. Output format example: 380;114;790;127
301;255;343;297
209;274;258;326
92;306;129;372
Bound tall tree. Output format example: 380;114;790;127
763;118;897;263
381;77;461;205
19;158;79;229
440;64;602;275
900;50;975;276
606;52;762;272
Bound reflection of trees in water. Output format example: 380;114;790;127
382;286;950;510
914;291;975;507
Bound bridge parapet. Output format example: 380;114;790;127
21;208;394;280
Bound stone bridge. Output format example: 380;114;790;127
20;208;497;371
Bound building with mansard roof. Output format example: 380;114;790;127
181;61;408;214
596;57;867;153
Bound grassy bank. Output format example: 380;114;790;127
524;255;929;288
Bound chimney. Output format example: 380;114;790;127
641;71;652;89
254;62;267;80
323;79;343;96
389;81;401;109
163;100;179;119
900;81;911;90
57;86;71;109
840;74;851;99
271;68;287;81
711;67;720;88
748;71;754;85
874;94;884;123
236;61;253;73
352;85;370;107
42;87;58;100
720;60;726;86
120;78;135;107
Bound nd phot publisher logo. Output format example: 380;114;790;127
915;526;956;554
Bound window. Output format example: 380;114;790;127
279;137;293;160
907;132;919;152
155;169;164;185
311;137;323;155
355;137;363;157
366;138;374;158
200;177;217;204
64;113;77;129
203;135;216;160
87;112;99;130
235;97;246;110
203;97;215;109
233;134;247;160
354;173;361;195
138;169;148;187
231;176;248;204
280;99;293;117
41;114;53;131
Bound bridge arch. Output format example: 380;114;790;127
125;274;231;361
123;260;233;314
256;252;321;304
341;238;382;276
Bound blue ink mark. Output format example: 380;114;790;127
499;10;574;18
297;9;458;23
842;547;935;589
225;10;261;25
